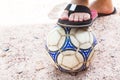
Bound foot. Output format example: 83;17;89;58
90;1;114;14
60;1;114;22
60;9;91;22
57;4;97;27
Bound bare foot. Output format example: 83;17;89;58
60;10;91;22
60;0;114;22
90;1;114;14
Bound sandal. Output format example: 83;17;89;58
98;7;117;17
57;4;98;28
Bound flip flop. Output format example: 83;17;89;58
98;7;117;17
57;4;98;28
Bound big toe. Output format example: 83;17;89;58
60;10;69;20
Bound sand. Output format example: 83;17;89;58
0;0;120;80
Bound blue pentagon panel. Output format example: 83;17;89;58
79;47;92;61
61;36;77;51
49;50;60;62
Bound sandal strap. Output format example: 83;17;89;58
65;4;91;17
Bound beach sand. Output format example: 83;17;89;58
0;0;120;80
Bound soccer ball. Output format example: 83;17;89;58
46;25;97;73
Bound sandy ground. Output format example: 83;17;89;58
0;0;120;80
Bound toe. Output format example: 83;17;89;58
83;13;90;21
78;13;84;22
74;13;79;22
60;10;69;20
69;14;75;21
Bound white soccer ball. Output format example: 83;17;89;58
46;26;97;73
